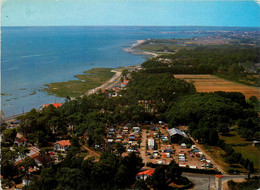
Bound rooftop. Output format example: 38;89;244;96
137;169;155;176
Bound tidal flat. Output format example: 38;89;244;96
44;68;115;98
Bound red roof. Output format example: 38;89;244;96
215;175;223;178
121;82;127;85
45;103;62;108
54;140;71;147
124;80;129;83
15;137;28;144
137;169;155;176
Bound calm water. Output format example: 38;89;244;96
1;26;258;117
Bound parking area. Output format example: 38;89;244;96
138;123;216;171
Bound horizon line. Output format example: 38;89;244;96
2;25;260;28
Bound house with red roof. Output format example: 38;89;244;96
14;136;28;147
120;82;127;88
44;103;62;108
34;153;55;167
54;140;71;151
136;169;155;180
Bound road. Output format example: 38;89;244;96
84;70;122;96
183;173;248;190
140;129;148;166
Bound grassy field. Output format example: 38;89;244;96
233;146;260;171
219;131;251;145
44;68;115;98
202;145;247;174
135;43;180;52
174;74;260;99
219;131;260;171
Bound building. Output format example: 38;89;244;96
148;139;155;150
14;136;28;147
34;154;55;167
41;103;62;110
136;169;155;180
167;128;188;143
54;140;71;151
167;128;187;138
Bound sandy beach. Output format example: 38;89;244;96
123;39;158;57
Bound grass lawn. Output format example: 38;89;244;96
44;68;115;98
233;146;260;171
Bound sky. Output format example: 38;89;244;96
1;0;260;27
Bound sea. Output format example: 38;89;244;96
1;26;259;117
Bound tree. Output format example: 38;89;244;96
3;128;17;144
147;166;167;190
115;142;126;156
134;179;148;190
137;139;142;148
166;160;182;180
15;146;30;160
218;124;230;135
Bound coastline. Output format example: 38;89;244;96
46;40;152;99
85;40;158;96
3;40;151;118
123;39;158;57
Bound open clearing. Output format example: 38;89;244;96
219;131;260;171
174;74;260;99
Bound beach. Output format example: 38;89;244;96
123;39;158;57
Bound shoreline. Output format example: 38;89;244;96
3;40;151;118
85;39;157;96
123;39;158;57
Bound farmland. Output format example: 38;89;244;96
174;74;260;99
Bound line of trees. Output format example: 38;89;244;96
25;150;144;190
142;46;260;86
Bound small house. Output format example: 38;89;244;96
54;140;71;151
14;136;28;147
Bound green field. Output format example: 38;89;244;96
219;131;260;171
233;146;260;171
219;131;251;145
202;145;247;174
135;43;180;52
44;68;115;98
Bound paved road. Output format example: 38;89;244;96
184;173;260;190
183;173;248;190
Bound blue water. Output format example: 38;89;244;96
1;26;259;117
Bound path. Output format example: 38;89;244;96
83;70;122;96
140;129;148;165
190;137;227;175
82;145;101;161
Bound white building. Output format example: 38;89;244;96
148;139;155;150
